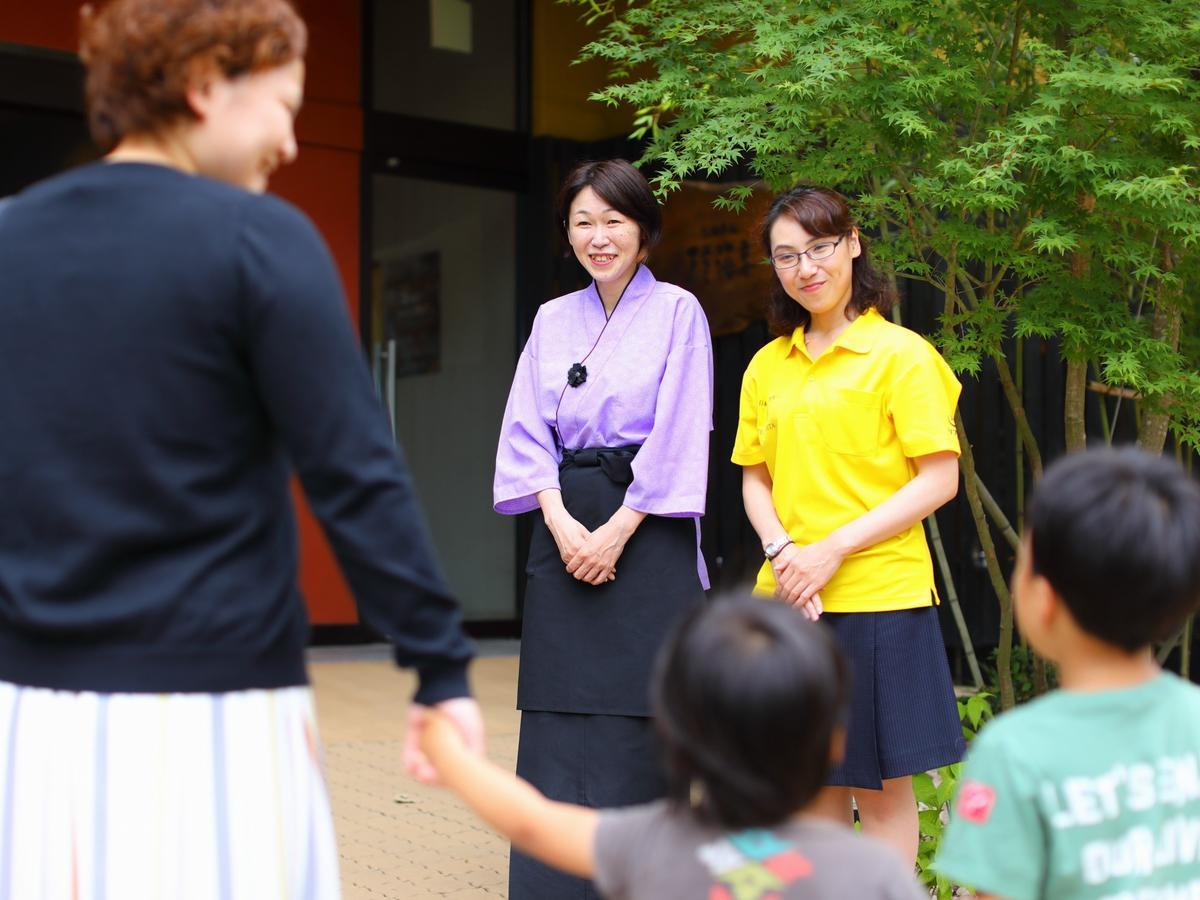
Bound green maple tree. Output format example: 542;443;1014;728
570;0;1200;709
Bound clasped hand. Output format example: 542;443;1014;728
545;509;624;585
772;539;845;620
565;517;628;584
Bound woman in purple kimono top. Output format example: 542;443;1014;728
494;159;713;899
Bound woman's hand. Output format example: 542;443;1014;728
566;506;646;585
544;506;592;565
772;538;847;618
404;698;485;784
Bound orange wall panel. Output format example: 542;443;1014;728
0;0;80;52
272;140;365;627
290;483;358;625
293;0;360;106
271;143;362;321
266;0;364;626
0;0;362;70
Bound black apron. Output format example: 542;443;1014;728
516;445;705;717
509;711;668;899
511;445;705;899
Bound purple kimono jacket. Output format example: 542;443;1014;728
493;265;713;587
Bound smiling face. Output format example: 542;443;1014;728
768;215;861;325
567;186;645;290
186;58;304;192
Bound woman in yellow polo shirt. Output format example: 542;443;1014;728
732;186;963;865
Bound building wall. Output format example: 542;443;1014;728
0;2;79;51
531;0;630;141
0;0;363;624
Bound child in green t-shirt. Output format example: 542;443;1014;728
935;447;1200;899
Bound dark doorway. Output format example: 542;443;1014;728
0;45;98;197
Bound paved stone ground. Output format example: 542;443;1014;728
310;644;969;899
310;647;520;899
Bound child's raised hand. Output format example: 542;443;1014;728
404;697;485;784
420;710;462;758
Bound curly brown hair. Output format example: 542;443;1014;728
760;186;896;337
79;0;307;150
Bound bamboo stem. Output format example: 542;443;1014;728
927;512;984;689
1156;624;1187;665
1090;380;1140;400
1016;338;1025;533
957;410;1016;709
1092;366;1115;445
974;475;1021;553
991;351;1044;479
1184;616;1193;682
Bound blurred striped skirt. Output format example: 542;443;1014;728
0;680;340;900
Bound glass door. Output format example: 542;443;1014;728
369;174;518;622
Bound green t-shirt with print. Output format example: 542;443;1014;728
935;672;1200;899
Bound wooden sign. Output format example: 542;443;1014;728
651;182;775;337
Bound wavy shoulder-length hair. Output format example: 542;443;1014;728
760;186;896;336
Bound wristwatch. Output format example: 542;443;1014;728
764;536;793;560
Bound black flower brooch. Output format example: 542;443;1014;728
567;363;588;388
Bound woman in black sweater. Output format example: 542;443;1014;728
0;1;480;895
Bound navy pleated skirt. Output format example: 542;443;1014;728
822;605;964;790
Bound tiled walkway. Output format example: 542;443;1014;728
310;647;520;899
311;645;958;899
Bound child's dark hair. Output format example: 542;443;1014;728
760;186;895;337
1028;447;1200;652
652;596;849;830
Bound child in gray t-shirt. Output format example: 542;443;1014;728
594;801;921;898
420;597;925;899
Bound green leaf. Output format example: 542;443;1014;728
912;771;939;808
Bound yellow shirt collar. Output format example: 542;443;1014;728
789;307;885;357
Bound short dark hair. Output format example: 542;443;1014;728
652;596;849;830
555;159;662;253
1028;447;1200;652
760;186;895;337
80;0;307;150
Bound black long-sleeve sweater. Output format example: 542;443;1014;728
0;162;473;704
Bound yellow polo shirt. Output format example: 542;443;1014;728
731;309;961;612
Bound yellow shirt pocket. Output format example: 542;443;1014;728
815;386;882;457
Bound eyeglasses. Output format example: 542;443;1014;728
768;235;845;269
